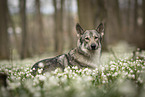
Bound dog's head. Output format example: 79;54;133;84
76;23;104;51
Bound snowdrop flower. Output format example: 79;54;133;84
32;68;36;70
106;73;111;76
124;72;128;75
128;74;132;78
39;75;46;81
38;68;43;74
110;61;115;64
21;67;24;69
64;68;69;73
113;72;118;76
141;70;144;73
30;69;33;73
83;68;89;72
57;73;63;77
95;68;98;71
72;66;78;69
26;74;29;77
137;70;140;73
38;62;44;68
110;67;115;71
123;63;127;66
8;82;21;90
132;74;135;79
130;70;133;73
137;64;140;66
137;77;143;83
122;67;125;70
84;76;93;81
102;80;106;84
67;66;70;69
101;67;105;71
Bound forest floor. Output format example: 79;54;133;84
0;41;145;97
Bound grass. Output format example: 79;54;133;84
0;42;145;97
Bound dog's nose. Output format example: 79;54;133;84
91;43;96;50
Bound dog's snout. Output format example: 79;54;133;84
91;43;96;50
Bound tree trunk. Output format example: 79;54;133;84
20;0;31;59
35;0;45;54
141;0;145;49
0;0;10;60
7;6;20;53
134;0;138;33
67;0;74;49
127;0;131;33
53;0;64;55
104;0;122;44
77;0;95;29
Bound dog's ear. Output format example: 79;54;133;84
96;23;104;37
76;23;84;36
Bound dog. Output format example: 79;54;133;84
31;23;104;75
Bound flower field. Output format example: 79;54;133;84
0;44;145;97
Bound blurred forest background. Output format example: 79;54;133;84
0;0;145;60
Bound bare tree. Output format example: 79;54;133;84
134;0;138;32
20;0;32;59
0;0;10;60
67;0;75;49
127;0;131;33
7;6;20;54
0;0;10;59
77;0;95;29
141;0;145;49
53;0;65;55
35;0;45;54
104;0;122;44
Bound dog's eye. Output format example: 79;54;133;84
85;37;89;40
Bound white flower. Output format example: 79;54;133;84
30;69;33;72
141;70;144;73
110;67;115;71
72;66;78;69
123;63;127;66
8;82;21;90
137;70;140;73
38;68;43;74
142;66;145;69
110;61;115;64
101;67;105;71
113;72;118;76
122;67;125;69
128;74;132;78
106;73;111;76
38;75;46;81
102;80;106;84
132;74;135;79
32;68;36;70
38;62;44;68
137;77;143;83
130;70;133;73
137;64;140;66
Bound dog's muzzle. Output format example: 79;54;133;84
91;43;97;50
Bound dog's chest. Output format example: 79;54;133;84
75;50;101;68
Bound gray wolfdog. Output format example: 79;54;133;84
31;23;104;75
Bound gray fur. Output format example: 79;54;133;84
31;23;104;75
